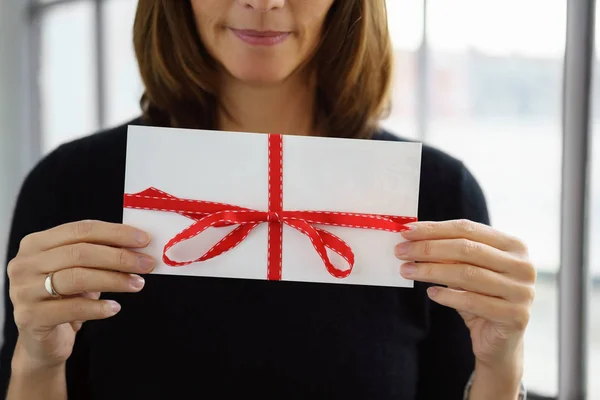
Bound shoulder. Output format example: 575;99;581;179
17;118;141;224
372;128;490;224
50;117;140;165
28;117;140;186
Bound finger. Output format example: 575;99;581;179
19;220;150;255
400;220;527;254
34;298;121;327
71;321;84;332
426;286;530;331
400;262;535;302
395;238;534;281
69;292;100;332
46;268;145;298
396;238;509;270
32;243;156;275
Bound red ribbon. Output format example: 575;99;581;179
123;134;417;280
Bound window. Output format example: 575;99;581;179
429;2;565;395
102;0;143;127
384;0;569;396
39;0;97;153
381;0;423;139
37;0;142;153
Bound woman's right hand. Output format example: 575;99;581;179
7;220;155;371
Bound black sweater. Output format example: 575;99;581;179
1;119;489;399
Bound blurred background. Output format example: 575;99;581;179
0;0;598;398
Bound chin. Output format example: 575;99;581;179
234;73;288;86
225;62;295;86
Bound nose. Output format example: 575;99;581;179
238;0;285;12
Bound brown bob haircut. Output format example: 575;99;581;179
133;1;392;139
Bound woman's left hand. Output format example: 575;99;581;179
395;219;536;375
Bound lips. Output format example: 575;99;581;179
230;28;291;46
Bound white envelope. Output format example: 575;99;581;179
123;125;422;288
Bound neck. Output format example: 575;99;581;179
217;72;319;136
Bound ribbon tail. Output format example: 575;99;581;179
124;187;253;224
284;211;417;233
285;220;354;279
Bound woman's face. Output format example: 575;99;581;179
191;0;335;84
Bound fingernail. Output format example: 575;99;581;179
130;275;145;289
137;255;155;272
405;223;417;231
106;300;121;315
135;231;150;244
395;242;411;257
401;263;417;277
427;287;439;298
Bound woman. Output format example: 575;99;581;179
0;1;535;399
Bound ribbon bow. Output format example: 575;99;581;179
124;134;417;280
